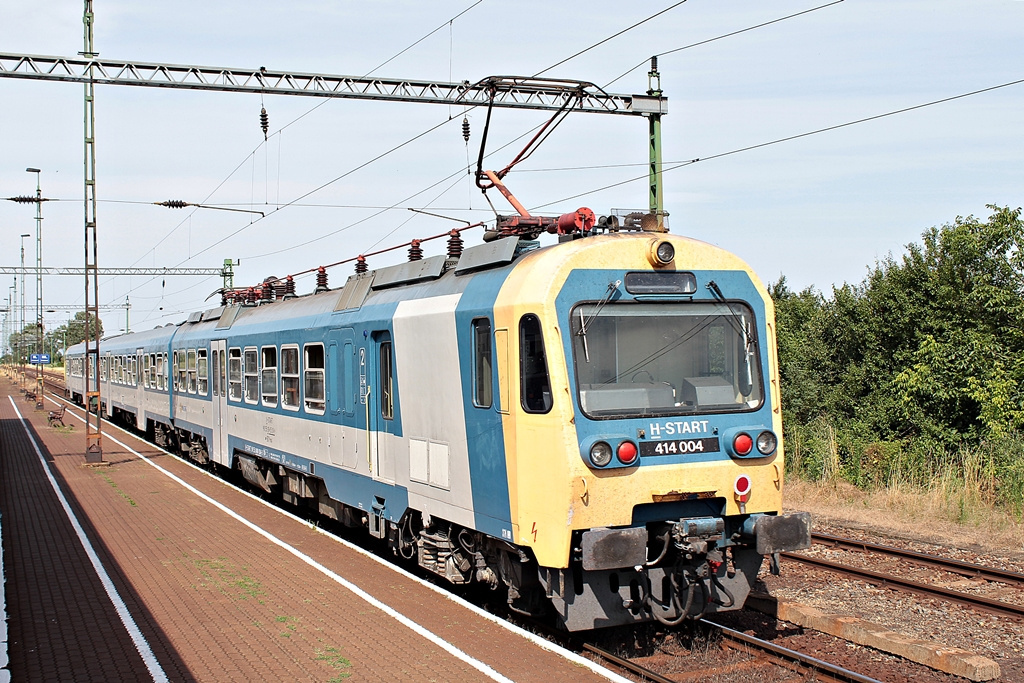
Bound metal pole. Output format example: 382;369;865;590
647;57;666;232
19;233;29;390
83;0;104;462
28;167;44;408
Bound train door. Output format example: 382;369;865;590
327;329;356;467
102;352;113;418
210;339;229;466
135;348;146;429
368;330;396;484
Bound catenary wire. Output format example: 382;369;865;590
532;1;689;77
528;75;1024;210
602;0;845;89
124;1;486;274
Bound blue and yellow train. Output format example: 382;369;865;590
65;211;810;631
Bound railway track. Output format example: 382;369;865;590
582;620;883;683
782;533;1024;620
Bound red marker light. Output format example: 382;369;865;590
734;474;752;502
617;440;638;465
733;433;753;456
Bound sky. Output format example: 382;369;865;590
1;0;1022;334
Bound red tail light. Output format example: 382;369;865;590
617;440;638;465
733;433;753;456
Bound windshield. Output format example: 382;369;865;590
571;301;764;418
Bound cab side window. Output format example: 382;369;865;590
519;314;552;413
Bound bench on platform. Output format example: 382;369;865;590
48;404;67;428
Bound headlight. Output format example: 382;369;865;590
590;441;613;467
647;239;675;267
756;431;777;455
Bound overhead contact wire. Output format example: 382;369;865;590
602;0;846;89
530;76;1024;210
533;0;690;77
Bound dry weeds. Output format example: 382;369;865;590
783;478;1024;557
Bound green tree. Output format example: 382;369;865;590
63;311;105;348
774;205;1024;487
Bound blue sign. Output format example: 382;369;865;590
30;353;51;365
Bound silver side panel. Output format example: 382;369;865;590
392;294;475;528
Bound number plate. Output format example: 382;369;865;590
640;438;720;456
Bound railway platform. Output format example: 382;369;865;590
0;379;627;682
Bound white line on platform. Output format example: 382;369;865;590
8;396;169;683
53;395;631;683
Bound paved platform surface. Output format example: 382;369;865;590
0;379;624;682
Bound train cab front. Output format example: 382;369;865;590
496;232;811;631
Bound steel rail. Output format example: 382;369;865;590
581;643;677;683
813;532;1024;587
701;618;884;683
782;553;1024;619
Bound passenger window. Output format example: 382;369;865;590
261;346;278;406
304;344;325;414
197;349;209;395
281;345;300;410
519;314;552;413
161;353;168;391
211;350;220;397
243;347;259;403
187;349;198;394
379;341;394;420
472;318;493;408
228;348;243;401
144;354;151;388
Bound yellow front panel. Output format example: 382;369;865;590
493;233;784;568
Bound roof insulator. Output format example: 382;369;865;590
315;266;329;292
408;239;423;261
284;275;295;296
355;255;368;274
447;230;463;259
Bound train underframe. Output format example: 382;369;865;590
84;403;802;631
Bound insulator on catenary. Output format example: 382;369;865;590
408;239;422;261
355;255;368;274
158;200;188;209
260;107;269;141
447;230;463;259
8;196;36;204
462;117;470;143
315;266;329;292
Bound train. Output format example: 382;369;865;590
65;208;811;631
